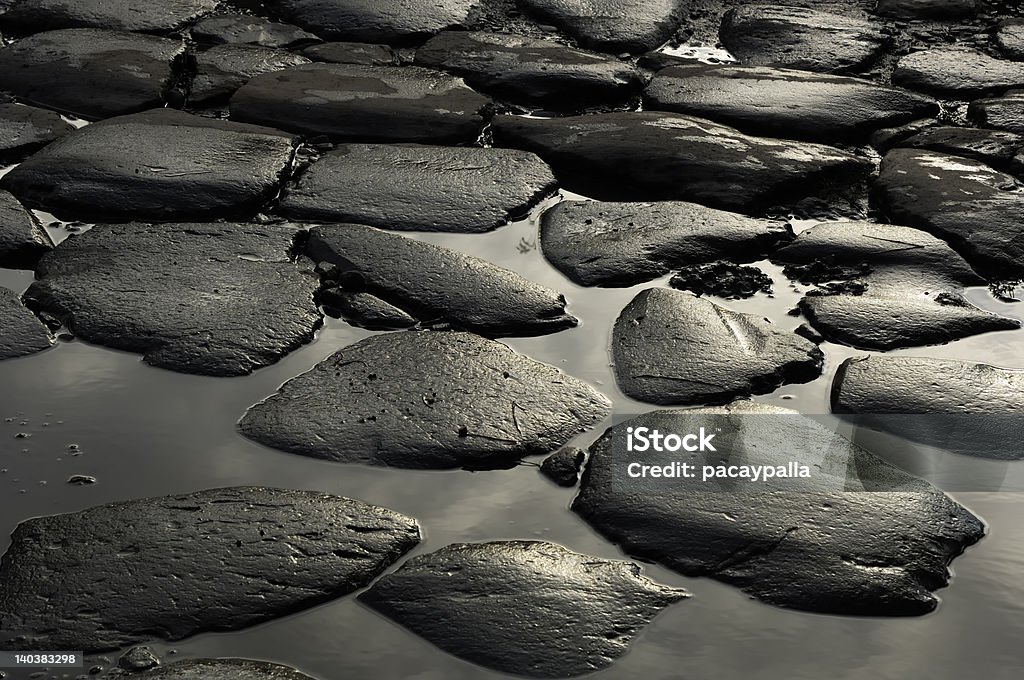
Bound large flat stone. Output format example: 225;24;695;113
0;287;52;360
893;47;1024;99
0;487;420;652
269;0;475;44
190;44;311;105
968;92;1024;135
23;222;322;376
127;659;319;680
0;0;216;33
0;102;74;161
192;13;322;48
0;189;51;269
279;144;556;233
238;331;612;470
300;41;399;65
875;0;977;19
517;0;685;53
897;125;1024;171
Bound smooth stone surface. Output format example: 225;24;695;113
773;222;1019;350
415;31;646;110
892;47;1024;98
720;4;887;74
611;288;823;405
238;331;611;470
0;189;51;269
131;659;319;679
875;0;977;19
0;0;215;33
517;0;684;53
269;0;475;43
190;44;311;105
305;224;577;336
0;28;184;119
573;403;986;615
359;541;687;678
0;487;419;651
539;447;585;487
967;93;1024;135
0;287;52;360
301;41;399;65
492;112;872;212
539;200;789;287
644;64;936;142
192;13;322;48
1;109;296;221
898;125;1024;170
872;148;1024;278
230;63;490;143
280;144;556;233
23;223;322;376
996;19;1024;61
0;102;74;161
319;289;416;330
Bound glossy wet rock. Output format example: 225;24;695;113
875;0;977;19
540;447;585;487
968;93;1024;135
230;63;490;143
996;19;1024;60
1;109;296;221
720;5;887;74
644;64;936;142
415;31;646;110
669;261;773;300
897;125;1024;171
192;13;322;48
517;0;684;53
612;288;822;405
189;44;311;105
872;148;1024;278
359;541;687;677
319;289;416;330
238;331;611;470
892;47;1024;99
539;200;788;287
492;112;872;212
0;487;420;652
0;102;74;161
0;287;52;360
305;224;576;336
0;189;51;269
0;0;215;33
573;403;986;615
269;0;475;44
23;222;321;376
0;28;184;119
773;222;1019;350
301;41;399;65
132;659;320;679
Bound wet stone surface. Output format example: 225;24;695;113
23;222;322;376
0;0;216;34
319;289;416;331
268;0;476;44
0;102;74;161
359;541;688;678
189;44;312;106
573;403;987;615
612;288;823;405
0;189;51;269
669;261;773;300
517;0;684;53
0;487;420;652
238;331;612;470
892;47;1024;98
127;658;320;679
301;41;399;65
279;144;557;233
897;125;1024;172
191;13;322;48
539;447;585;487
0;286;52;361
968;92;1024;135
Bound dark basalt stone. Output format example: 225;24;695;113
720;4;887;74
23;222;322;376
189;44;311;105
612;288;823;405
0;287;52;360
573;403;986;615
516;0;685;54
872;148;1024;278
539;447;585;487
0;28;184;120
874;0;977;19
279;144;556;233
967;92;1024;135
118;646;159;671
0;102;74;161
238;331;611;470
892;47;1024;99
492;112;872;213
996;19;1024;61
869;118;938;153
1;109;297;222
415;31;646;110
301;41;399;65
230;63;490;143
191;13;322;48
0;189;51;269
128;659;319;679
897;125;1024;171
644;64;936;142
269;0;475;44
359;541;687;677
305;223;577;336
773;222;1019;350
669;261;773;299
0;487;420;652
0;0;216;34
319;288;416;330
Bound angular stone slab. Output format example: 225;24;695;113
968;93;1024;135
305;224;577;336
129;659;319;680
720;4;887;74
280;144;556;233
0;189;51;269
0;487;420;652
0;102;74;161
898;125;1024;171
875;0;976;19
23;222;322;376
0;287;52;360
644;64;936;142
773;222;1019;350
573;403;986;615
612;288;823;405
359;541;687;678
301;41;399;65
239;331;611;470
492;112;872;212
230;63;490;143
415;31;646;110
192;13;322;48
269;0;475;44
996;19;1024;61
539;200;789;287
0;0;216;34
872;148;1024;278
0;28;184;119
892;47;1024;99
1;109;296;222
190;44;311;105
517;0;684;53
319;289;416;330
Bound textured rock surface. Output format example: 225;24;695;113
517;0;684;53
131;659;320;679
0;0;216;33
0;487;420;651
192;13;322;48
0;287;52;360
540;200;789;287
492;112;871;212
23;223;322;376
230;63;490;143
968;93;1024;135
270;0;475;43
239;331;611;469
996;19;1024;61
280;144;555;233
305;224;576;336
875;0;976;19
0;189;51;269
190;44;311;105
0;28;184;119
669;261;773;299
1;109;296;221
301;41;398;65
892;47;1024;98
360;541;687;678
898;125;1024;171
645;64;936;142
0;102;74;161
573;403;987;615
612;288;823;405
539;447;585;487
319;289;416;330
